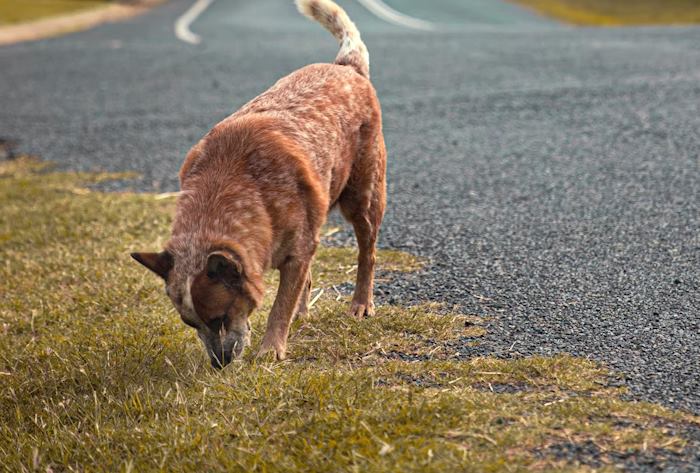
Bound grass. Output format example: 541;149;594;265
1;156;699;472
510;0;700;26
0;0;110;26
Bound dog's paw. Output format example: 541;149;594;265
257;335;287;361
347;300;375;319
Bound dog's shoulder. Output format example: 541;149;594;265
178;114;321;193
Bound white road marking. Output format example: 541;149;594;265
355;0;435;31
174;0;216;44
175;0;433;44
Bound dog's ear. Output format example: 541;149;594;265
131;251;173;280
207;242;264;308
206;251;243;287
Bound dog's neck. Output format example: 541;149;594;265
168;179;272;278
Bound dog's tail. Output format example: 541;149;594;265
296;0;369;78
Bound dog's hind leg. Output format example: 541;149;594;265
294;269;312;321
339;136;386;318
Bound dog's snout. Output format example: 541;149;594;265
199;320;249;369
210;351;232;369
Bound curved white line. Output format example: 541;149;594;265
175;0;216;44
355;0;435;31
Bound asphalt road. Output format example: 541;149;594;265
1;0;699;452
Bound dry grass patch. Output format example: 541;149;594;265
510;0;700;26
289;302;485;363
1;157;698;472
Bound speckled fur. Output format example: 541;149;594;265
132;0;386;364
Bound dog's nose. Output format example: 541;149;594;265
210;351;232;369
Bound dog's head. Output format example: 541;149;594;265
131;242;263;368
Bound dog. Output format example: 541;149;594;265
131;0;386;367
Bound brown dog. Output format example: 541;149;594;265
132;0;386;367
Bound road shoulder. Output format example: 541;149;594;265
0;0;166;46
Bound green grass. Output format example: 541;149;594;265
510;0;700;25
0;0;109;26
1;157;698;472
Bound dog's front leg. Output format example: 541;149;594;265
258;257;311;360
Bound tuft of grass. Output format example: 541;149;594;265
289;302;486;363
0;0;110;26
1;157;698;472
510;0;700;26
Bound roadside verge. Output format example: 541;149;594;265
509;0;700;26
1;156;699;471
0;0;166;46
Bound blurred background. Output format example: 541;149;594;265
2;0;700;27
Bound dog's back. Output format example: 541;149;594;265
182;0;382;209
223;64;380;208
